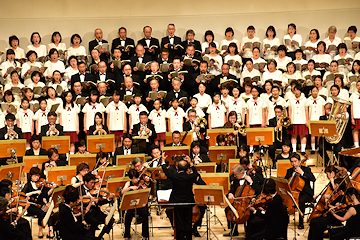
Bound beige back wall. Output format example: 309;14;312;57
1;0;360;53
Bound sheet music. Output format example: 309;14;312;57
157;189;172;201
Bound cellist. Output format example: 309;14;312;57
285;153;316;229
224;164;261;237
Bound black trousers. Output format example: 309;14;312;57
268;141;282;162
85;207;113;238
174;206;192;240
298;193;313;225
124;207;149;238
27;204;48;226
246;214;266;240
308;215;342;240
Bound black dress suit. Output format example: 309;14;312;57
89;39;110;63
70;72;96;95
268;116;293;162
132;122;157;154
111;37;135;60
0;125;23;140
161;35;182;58
58;203;96;240
285;165;315;225
190;153;210;163
180;40;202;55
210;73;237;96
130;55;152;84
40;124;64;137
114;145;139;157
164;89;188;109
165;142;187;147
95;71;117;95
183;121;207;148
119;87;142;108
117;74;142;92
137;37;160;61
25;148;48;156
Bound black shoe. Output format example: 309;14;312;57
223;231;239;237
301;152;306;156
311;150;316;154
298;224;304;229
192;227;201;237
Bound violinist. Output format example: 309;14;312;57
224;164;261;237
285;153;315;229
0;179;31;240
93;151;112;171
81;172;115;239
308;177;347;240
71;163;89;188
330;187;360;240
41;147;66;178
247;178;288;240
58;185;96;240
122;169;149;240
22;167;58;238
132;157;152;189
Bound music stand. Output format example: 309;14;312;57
132;136;148;153
42;136;70;154
208;146;237;172
119;188;151;239
107;177;129;197
46;166;76;186
0;139;26;163
166;131;193;146
150;168;167;180
228;159;240;175
200;173;230;191
97;166;126;180
308;120;337;167
193;185;226;239
195;162;216;173
69;154;97;171
23;156;48;173
43;185;67;227
0;163;24;182
162;146;190;164
87;134;115;153
207;128;233;147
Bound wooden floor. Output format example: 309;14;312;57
27;153;329;240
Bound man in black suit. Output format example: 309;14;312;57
190;61;212;97
130;44;152;83
285;153;316;229
116;63;142;92
132;111;157;154
138;26;160;61
71;62;95;96
210;64;237;96
183;109;207;148
114;133;139;163
268;105;293;168
160;23;182;59
111;27;135;60
40;112;64;137
95;61;116;95
161;154;199;240
164;78;189;109
165;131;187;147
88;28;110;63
119;76;142;107
25;134;47;156
180;29;202;56
181;44;201;93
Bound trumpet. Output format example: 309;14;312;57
49;123;58;136
97;123;103;135
276;110;292;142
139;122;149;138
234;113;246;135
8;125;16;140
194;116;207;140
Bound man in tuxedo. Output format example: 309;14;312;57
268;105;293;168
132;111;157;154
119;76;142;107
181;29;202;55
114;133;139;163
285;153;316;229
138;26;160;61
96;61;116;95
161;154;199;240
190;61;212;96
70;62;95;96
111;27;135;60
40;112;64;137
210;64;237;96
164;78;188;109
165;131;187;147
161;24;182;59
0;114;23;165
130;44;152;83
183;109;207;148
88;28;110;63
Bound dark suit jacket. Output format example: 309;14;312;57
285;166;316;198
114;146;139;157
40;124;64;137
111;37;135;60
130;55;152;82
0;126;23;140
117;74;142;92
268;117;293;144
180;40;202;54
162;164;199;203
70;72;96;95
89;39;110;63
58;203;89;240
160;36;182;58
88;124;109;135
229;174;261;196
210;73;237;95
25;148;48;156
164;89;189;109
165;142;187;147
137;37;160;61
132;122;157;142
95;71;117;95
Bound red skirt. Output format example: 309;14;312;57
110;130;124;142
250;124;262;128
64;131;79;143
155;132;166;141
289;124;308;136
354;119;360;129
23;132;32;141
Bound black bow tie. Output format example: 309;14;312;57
100;73;106;76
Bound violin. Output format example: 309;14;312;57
324;203;352;217
251;194;273;209
36;178;55;188
8;193;41;209
324;190;344;209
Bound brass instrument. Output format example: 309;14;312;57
325;96;351;144
194;116;207;140
139;122;149;138
97;123;103;135
49;123;58;136
276;110;292;142
234;113;246;135
8;126;15;140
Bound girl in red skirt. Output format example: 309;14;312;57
350;80;360;147
288;84;309;155
16;98;34;148
59;91;80;154
149;99;166;149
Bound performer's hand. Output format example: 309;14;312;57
295;167;304;175
130;186;139;190
244;175;253;184
249;206;255;212
82;221;88;225
161;151;167;164
228;193;234;200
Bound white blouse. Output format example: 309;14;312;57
26;44;47;57
201;41;219;53
5;47;25;60
44;60;65;77
66;46;87;60
283;34;302;52
304;40;319;61
149;109;167;133
262;38;281;60
47;43;67;53
193;93;212;109
204;54;223;76
240;36;260;59
224;54;242;79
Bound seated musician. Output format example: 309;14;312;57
71;163;89;188
246;178;288;240
274;139;292;167
114;133;139;161
0;179;32;240
240;156;264;186
268;105;293;168
93;151;112;171
308;177;347;240
41;148;66;178
22;167;57;238
0;196;31;240
58;185;96;240
165;130;187;146
75;139;90;154
122;169;150;240
40;111;64;137
25;134;47;156
329;187;360;240
224;164;261;237
81;172;115;239
285;152;316;229
131;157;152;189
190;141;210;164
216;134;226;146
88;112;109;135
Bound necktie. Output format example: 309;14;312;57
115;106;119;110
67;107;71;111
313;100;317;104
42;113;46;117
216;106;220;110
273;102;277;106
24;113;28;117
174;112;178;116
92;105;96;110
254;102;258;106
157;113;161;117
296;100;300;104
136;108;139;111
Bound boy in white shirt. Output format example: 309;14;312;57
166;98;186;132
128;93;148;134
185;97;205;119
207;92;227;129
